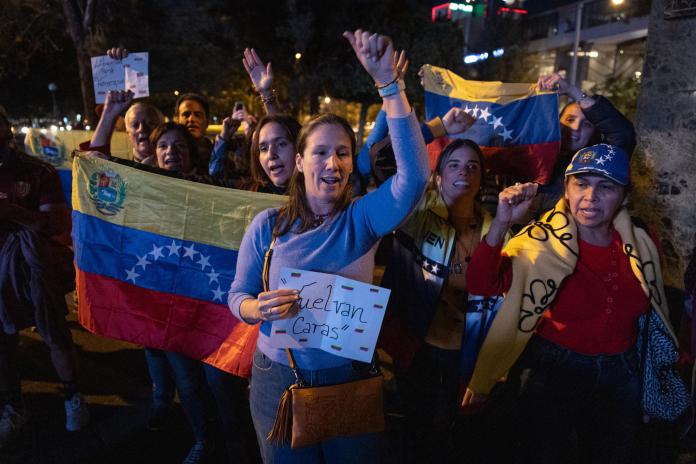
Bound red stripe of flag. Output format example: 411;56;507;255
76;269;257;378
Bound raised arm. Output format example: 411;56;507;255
89;90;133;151
343;30;429;237
242;48;278;115
538;73;635;154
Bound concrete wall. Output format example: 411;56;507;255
633;0;696;287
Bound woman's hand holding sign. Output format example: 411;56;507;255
240;289;300;323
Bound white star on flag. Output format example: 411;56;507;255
206;269;220;284
471;105;480;117
135;254;150;270
183;244;198;259
197;254;211;270
211;287;226;302
166;240;181;256
595;156;607;166
431;264;439;274
463;105;472;115
489;116;503;129
125;267;140;283
501;128;513;142
149;244;165;261
478;107;491;121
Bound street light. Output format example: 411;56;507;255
48;83;58;118
570;0;626;87
295;52;302;61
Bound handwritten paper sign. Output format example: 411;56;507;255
91;52;149;103
269;268;391;362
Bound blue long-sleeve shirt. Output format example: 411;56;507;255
228;111;429;370
355;110;436;179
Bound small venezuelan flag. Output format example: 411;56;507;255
71;156;285;377
423;64;561;184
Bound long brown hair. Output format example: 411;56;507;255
273;113;356;237
246;114;301;192
431;138;486;221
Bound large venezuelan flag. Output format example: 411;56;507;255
423;64;561;184
71;156;284;377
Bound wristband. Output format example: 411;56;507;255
378;79;405;98
258;89;278;104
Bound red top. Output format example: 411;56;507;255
467;230;649;355
0;150;66;247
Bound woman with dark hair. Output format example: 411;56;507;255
378;137;503;463
462;144;679;463
533;73;636;213
228;30;429;463
149;121;197;173
244;114;301;194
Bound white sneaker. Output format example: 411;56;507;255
64;393;89;432
0;403;29;446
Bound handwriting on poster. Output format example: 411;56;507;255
269;268;390;362
91;52;149;103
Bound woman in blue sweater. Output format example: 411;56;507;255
228;30;429;463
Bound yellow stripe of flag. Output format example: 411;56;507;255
72;155;285;250
422;64;552;104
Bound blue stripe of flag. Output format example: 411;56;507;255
424;91;560;146
72;211;238;305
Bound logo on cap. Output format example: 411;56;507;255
580;151;595;164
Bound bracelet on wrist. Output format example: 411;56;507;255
258;89;277;105
374;75;399;89
378;79;405;98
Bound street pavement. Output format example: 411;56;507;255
2;299;695;464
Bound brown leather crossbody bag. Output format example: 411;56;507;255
261;237;385;449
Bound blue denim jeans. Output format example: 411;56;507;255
249;349;383;463
513;336;641;464
144;348;175;409
165;351;213;442
165;351;254;455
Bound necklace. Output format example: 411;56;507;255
311;212;332;228
450;226;479;274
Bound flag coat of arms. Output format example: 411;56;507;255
71;156;284;377
423;64;561;184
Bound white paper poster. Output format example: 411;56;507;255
269;268;391;362
91;52;149;103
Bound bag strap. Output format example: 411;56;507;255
262;236;277;293
262;237;308;387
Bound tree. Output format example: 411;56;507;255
60;0;104;123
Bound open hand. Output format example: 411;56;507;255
343;29;397;86
394;50;409;80
242;48;273;93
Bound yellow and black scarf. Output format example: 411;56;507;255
468;198;677;395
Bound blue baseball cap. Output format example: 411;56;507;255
565;144;629;186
